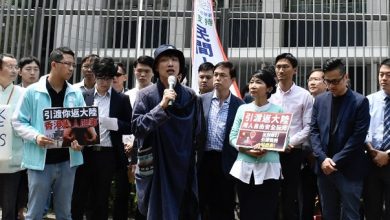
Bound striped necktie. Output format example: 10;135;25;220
382;96;390;150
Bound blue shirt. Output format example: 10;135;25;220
366;90;389;149
205;92;231;151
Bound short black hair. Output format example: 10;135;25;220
214;61;236;78
275;53;298;68
81;54;99;65
322;58;346;75
92;57;117;78
133;55;154;69
250;67;277;99
49;47;75;63
0;53;15;70
380;58;390;68
18;56;40;69
198;62;214;72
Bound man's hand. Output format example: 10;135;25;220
321;157;338;175
124;143;133;157
373;151;389;167
159;89;177;109
36;135;55;148
70;140;83;151
284;144;294;153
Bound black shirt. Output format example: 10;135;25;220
45;78;70;164
328;93;347;157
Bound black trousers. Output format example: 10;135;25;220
299;164;319;220
237;177;280;220
279;148;303;220
71;148;116;220
112;167;130;220
0;171;23;220
198;151;236;220
363;162;390;220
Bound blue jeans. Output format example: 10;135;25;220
26;161;77;220
317;171;363;220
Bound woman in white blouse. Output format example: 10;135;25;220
229;68;285;220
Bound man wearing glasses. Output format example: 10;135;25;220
310;58;370;220
74;54;99;93
12;47;85;220
268;53;313;220
71;57;132;220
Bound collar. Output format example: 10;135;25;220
46;76;68;93
212;91;232;104
277;82;296;94
0;82;13;92
94;87;112;97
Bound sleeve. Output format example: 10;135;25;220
310;98;328;164
11;89;40;143
290;93;313;146
229;105;244;150
332;97;370;167
116;94;132;134
131;90;170;139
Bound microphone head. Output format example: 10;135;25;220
168;75;177;86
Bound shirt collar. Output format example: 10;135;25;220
0;83;13;92
94;87;112;97
212;91;232;104
277;82;296;94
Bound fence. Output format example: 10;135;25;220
1;0;389;95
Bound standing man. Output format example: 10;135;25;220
132;44;202;220
0;54;25;220
310;58;370;220
74;54;99;92
198;62;214;94
18;56;40;88
299;68;327;220
125;56;154;108
112;62;128;93
269;53;313;220
71;57;132;220
364;58;390;220
198;61;244;220
12;47;84;220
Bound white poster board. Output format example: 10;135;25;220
0;105;12;160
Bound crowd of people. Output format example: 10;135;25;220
0;44;389;220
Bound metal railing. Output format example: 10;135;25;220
1;0;389;95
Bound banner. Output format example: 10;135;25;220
0;105;12;160
43;106;100;148
236;111;293;152
191;0;241;97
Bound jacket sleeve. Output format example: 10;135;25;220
116;94;132;134
310;98;328;164
11;89;40;143
229;105;243;150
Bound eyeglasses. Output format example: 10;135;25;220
115;73;126;77
6;65;19;71
82;65;92;70
56;61;76;68
307;78;324;83
324;74;345;85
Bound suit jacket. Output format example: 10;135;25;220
198;91;244;175
310;89;370;180
83;88;132;169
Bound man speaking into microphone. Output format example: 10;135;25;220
132;44;203;220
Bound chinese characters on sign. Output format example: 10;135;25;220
43;106;100;148
236;111;293;151
0;105;12;160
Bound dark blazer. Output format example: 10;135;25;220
83;88;133;169
310;89;370;180
198;91;244;175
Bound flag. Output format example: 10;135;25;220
191;0;241;98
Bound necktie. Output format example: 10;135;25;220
382;96;390;150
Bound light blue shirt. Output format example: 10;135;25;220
94;87;113;147
205;92;231;151
366;90;389;149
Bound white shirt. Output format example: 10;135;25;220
366;90;389;149
268;83;313;147
74;79;95;93
94;88;113;147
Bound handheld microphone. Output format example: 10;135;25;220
167;75;177;106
